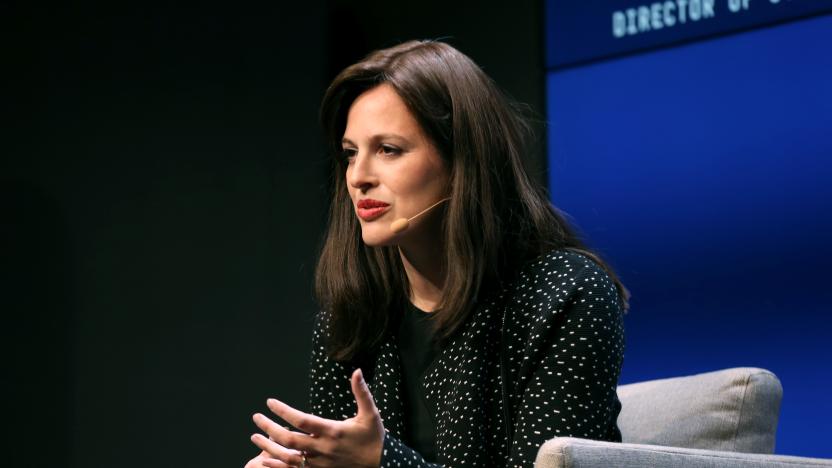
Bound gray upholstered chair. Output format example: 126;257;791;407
535;367;832;467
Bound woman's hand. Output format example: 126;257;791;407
250;368;385;468
244;450;283;468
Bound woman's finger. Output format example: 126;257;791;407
266;398;334;436
261;458;295;468
253;413;320;453
249;433;304;466
350;368;378;418
248;450;292;468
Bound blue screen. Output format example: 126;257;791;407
546;13;832;457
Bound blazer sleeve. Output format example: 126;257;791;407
308;311;358;421
504;260;626;467
309;313;443;467
379;433;443;467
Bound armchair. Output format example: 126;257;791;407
535;367;832;467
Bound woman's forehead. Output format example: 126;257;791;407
343;84;425;142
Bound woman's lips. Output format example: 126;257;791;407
357;206;390;221
356;199;390;221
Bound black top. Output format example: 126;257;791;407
397;301;439;462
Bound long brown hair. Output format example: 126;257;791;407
315;40;628;362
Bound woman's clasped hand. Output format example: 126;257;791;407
245;369;385;468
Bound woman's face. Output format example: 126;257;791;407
342;83;450;247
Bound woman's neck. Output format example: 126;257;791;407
398;244;445;312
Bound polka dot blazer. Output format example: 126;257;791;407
309;250;625;467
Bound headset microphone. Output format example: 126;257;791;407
389;198;451;234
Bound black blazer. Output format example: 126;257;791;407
308;250;625;467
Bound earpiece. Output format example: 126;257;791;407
389;198;450;233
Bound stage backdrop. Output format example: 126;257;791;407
545;2;832;458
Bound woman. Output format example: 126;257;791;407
246;40;628;468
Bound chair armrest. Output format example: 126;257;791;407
535;438;832;468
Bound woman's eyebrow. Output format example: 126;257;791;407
374;133;408;142
341;134;411;146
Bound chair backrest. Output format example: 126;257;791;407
616;367;782;454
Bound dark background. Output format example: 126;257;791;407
3;3;544;467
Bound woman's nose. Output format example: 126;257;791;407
347;152;377;192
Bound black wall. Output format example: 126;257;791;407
3;3;543;467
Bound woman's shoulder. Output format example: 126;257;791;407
501;248;621;312
516;248;614;286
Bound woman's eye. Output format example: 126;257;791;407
380;145;401;156
341;148;357;162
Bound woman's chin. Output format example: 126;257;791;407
361;229;397;247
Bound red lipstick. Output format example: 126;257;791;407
356;199;390;221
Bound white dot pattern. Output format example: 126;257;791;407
308;250;625;467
